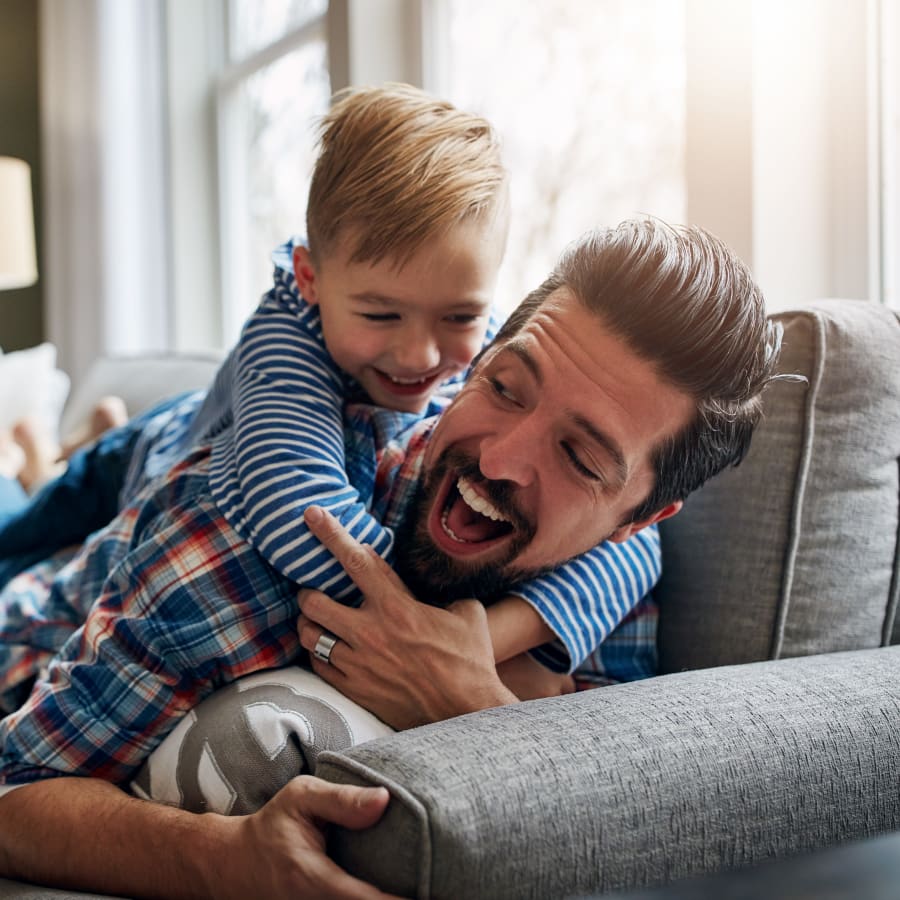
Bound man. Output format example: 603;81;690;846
0;220;783;898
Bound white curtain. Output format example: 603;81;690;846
39;0;171;386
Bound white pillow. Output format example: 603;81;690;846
131;667;395;815
0;343;70;439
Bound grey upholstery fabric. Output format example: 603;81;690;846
657;300;900;672
321;647;900;900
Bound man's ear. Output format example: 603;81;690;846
608;500;683;543
293;245;319;305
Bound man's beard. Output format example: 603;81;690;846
393;447;550;606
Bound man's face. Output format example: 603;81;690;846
398;288;694;600
294;217;504;414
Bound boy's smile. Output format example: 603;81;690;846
294;216;506;414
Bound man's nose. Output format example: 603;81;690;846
478;415;542;487
392;323;441;372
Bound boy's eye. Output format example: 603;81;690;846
561;441;602;482
359;312;401;322
444;314;482;325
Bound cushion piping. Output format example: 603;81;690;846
769;311;826;659
882;456;900;645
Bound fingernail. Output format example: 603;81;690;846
305;506;323;524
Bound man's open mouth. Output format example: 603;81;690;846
428;472;516;558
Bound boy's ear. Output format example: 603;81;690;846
608;500;683;544
293;245;319;305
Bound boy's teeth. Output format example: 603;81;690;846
389;374;428;385
457;476;511;523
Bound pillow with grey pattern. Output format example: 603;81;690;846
131;667;394;815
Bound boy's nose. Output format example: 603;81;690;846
392;327;441;373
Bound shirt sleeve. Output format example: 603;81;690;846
506;525;662;674
214;258;503;593
0;485;300;786
212;279;398;589
573;594;659;687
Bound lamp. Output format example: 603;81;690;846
0;156;38;289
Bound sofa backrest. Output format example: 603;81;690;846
657;299;900;673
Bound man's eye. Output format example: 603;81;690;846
359;313;400;322
489;376;519;405
561;442;602;482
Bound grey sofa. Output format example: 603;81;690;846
2;298;898;899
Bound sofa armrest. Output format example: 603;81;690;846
317;647;900;900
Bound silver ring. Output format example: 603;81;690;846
313;631;339;664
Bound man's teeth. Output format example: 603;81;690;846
440;509;468;542
457;476;511;523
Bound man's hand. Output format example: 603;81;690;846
0;775;400;900
297;506;518;729
221;777;401;900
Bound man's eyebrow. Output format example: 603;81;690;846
501;339;629;486
503;339;543;383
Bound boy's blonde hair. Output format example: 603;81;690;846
306;83;508;266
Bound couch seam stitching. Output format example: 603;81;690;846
769;311;825;659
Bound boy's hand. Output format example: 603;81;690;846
495;653;576;701
297;506;518;729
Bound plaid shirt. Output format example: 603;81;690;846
0;399;657;787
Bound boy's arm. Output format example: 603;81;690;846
492;526;663;675
217;273;397;595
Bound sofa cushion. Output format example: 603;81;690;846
59;352;222;440
658;299;900;672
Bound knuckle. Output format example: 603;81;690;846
344;547;370;574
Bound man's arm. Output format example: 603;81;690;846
0;776;400;900
297;507;519;730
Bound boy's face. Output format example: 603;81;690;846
294;217;505;413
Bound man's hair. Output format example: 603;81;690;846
492;218;785;524
306;83;508;266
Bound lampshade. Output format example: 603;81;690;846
0;156;38;290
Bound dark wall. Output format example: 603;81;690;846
0;0;43;350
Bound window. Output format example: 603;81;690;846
425;0;686;314
879;0;899;309
217;0;332;342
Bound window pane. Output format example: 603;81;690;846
221;38;331;339
435;0;686;314
882;0;900;309
229;0;328;61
